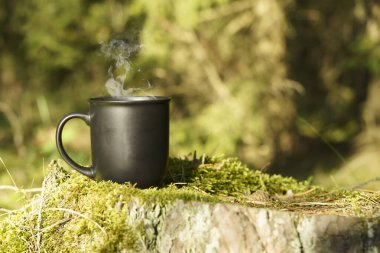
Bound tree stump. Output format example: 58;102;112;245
153;200;380;253
1;159;380;252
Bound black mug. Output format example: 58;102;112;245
56;96;170;188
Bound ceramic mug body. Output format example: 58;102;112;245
56;96;170;188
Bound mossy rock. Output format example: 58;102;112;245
1;156;380;252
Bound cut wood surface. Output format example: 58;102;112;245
156;200;380;253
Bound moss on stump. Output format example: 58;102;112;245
1;156;380;252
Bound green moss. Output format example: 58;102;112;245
1;156;380;252
0;213;31;253
165;156;311;196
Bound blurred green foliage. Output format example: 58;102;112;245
0;0;380;190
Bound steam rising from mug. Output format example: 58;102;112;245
100;39;152;96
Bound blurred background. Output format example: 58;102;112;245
1;0;380;197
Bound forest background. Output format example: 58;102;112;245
1;0;380;205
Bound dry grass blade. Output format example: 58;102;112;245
0;156;17;188
46;208;107;236
190;186;209;194
0;185;41;193
36;176;47;253
0;199;41;216
293;187;319;197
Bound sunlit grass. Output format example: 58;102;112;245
0;156;43;210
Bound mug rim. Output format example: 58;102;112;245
89;96;171;104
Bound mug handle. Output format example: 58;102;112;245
55;113;95;178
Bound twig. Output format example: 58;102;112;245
354;189;380;193
38;218;71;233
290;202;342;207
173;182;187;186
352;177;380;190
